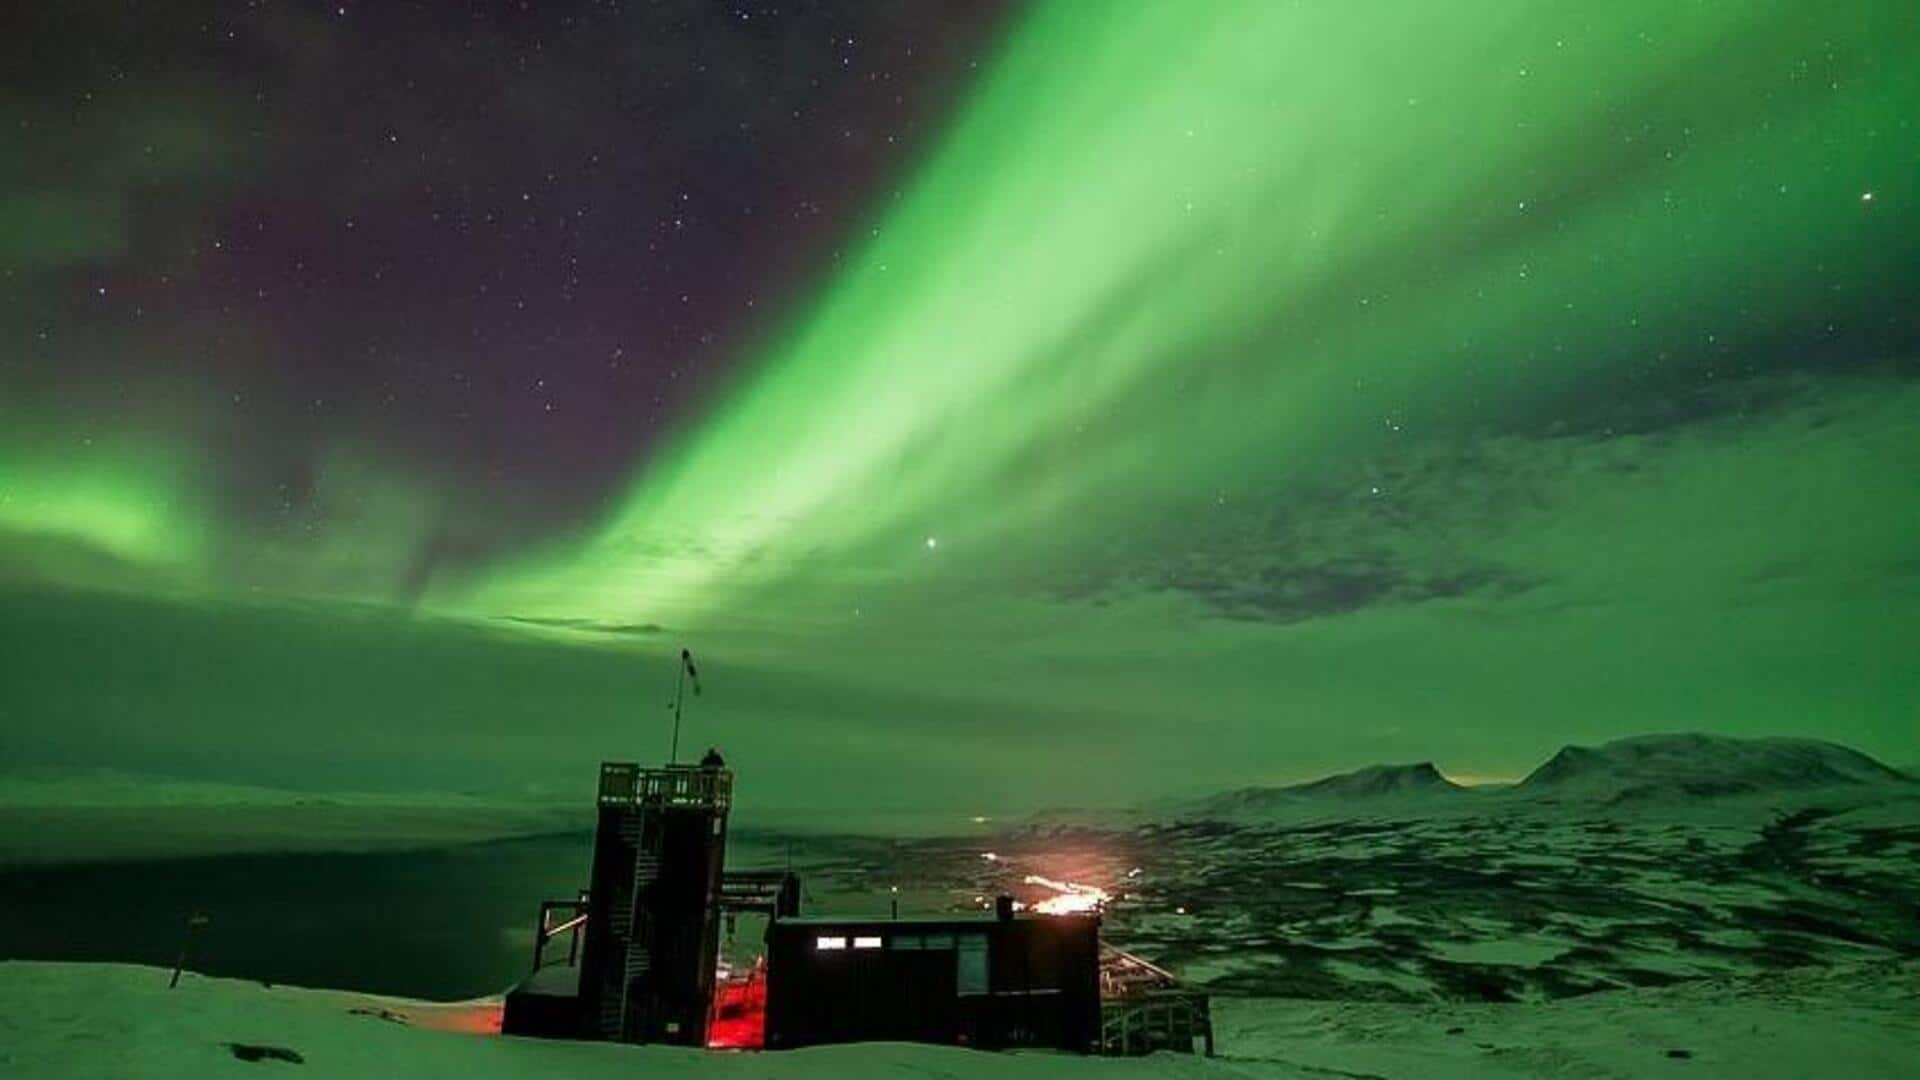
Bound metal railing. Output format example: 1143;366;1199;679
1097;944;1212;1056
1100;943;1180;997
531;895;589;972
1099;991;1214;1057
598;762;733;810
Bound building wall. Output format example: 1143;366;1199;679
635;806;728;1044
764;915;1099;1052
576;798;728;1045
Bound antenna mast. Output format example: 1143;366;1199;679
668;647;699;763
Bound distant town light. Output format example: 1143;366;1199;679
1023;874;1110;915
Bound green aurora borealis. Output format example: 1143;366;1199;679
3;1;1917;809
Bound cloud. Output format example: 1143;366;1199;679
1046;374;1919;625
501;616;668;637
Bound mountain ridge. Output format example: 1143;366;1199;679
1165;733;1914;822
1516;733;1912;804
1180;761;1464;819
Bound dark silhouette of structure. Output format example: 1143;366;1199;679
576;760;731;1044
505;759;735;1044
501;756;1209;1058
763;907;1101;1051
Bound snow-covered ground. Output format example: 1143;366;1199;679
5;736;1916;1075
0;962;1223;1079
779;736;1920;1005
1209;959;1920;1078
3;959;1913;1078
782;788;1920;1003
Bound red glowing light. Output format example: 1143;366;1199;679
706;959;767;1050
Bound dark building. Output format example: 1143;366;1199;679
505;760;731;1045
763;904;1101;1052
502;758;1206;1058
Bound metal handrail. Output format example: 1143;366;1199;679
598;762;733;809
531;896;590;972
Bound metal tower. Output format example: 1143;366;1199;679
576;760;732;1045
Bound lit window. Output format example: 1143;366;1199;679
816;936;847;950
853;936;883;949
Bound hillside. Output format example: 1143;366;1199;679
1180;762;1465;821
4;959;1916;1079
1162;734;1915;824
1287;762;1463;799
1515;733;1913;804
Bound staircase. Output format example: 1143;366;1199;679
595;812;662;1039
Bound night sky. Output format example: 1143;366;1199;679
3;2;1916;811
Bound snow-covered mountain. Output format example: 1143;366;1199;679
1284;762;1464;799
1153;734;1915;825
1513;733;1913;804
1179;762;1465;820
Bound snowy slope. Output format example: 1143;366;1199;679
0;962;1233;1079
1286;762;1463;799
3;959;1915;1079
972;734;1920;1003
1150;733;1915;825
1209;958;1920;1078
1173;763;1469;823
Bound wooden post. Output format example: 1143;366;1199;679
169;911;211;988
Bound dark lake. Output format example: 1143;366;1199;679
0;831;814;1000
0;814;1119;1001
